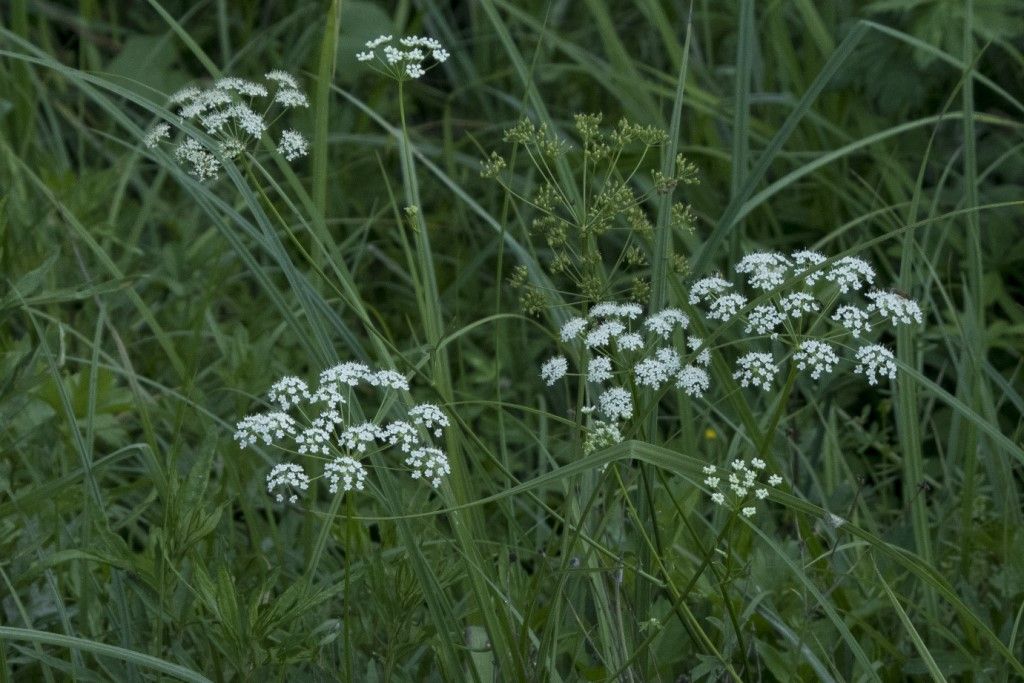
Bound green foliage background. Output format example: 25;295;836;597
1;0;1023;680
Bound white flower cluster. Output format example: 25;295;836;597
539;301;713;432
702;459;784;517
405;447;452;487
235;361;453;504
144;71;310;179
793;340;840;380
733;352;777;390
266;463;310;504
356;34;450;80
689;249;923;390
583;421;624;455
853;344;897;385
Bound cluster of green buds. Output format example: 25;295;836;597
483;113;698;314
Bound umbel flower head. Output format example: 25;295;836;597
356;34;449;80
143;71;310;180
702;459;784;517
687;248;923;391
537;248;924;452
234;361;453;505
539;300;713;435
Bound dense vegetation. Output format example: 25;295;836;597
2;1;1023;680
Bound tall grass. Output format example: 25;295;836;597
1;1;1023;680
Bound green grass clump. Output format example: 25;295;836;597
2;1;1024;680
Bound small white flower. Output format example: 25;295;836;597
200;109;232;135
702;464;717;474
219;137;246;159
318;362;371;389
750;458;766;470
644;308;689;339
266;462;310;504
340;422;381;453
277;129;309;161
688;276;732;305
324;456;367;493
174;138;220;181
711;492;725;505
296;426;333;456
268;376;310;410
588;356;613;383
368;369;409;391
733;352;777;390
793;340;839;380
616;333;644;352
215;77;268;97
688;337;711;367
791;250;827;285
590;302;643;319
585;321;626;347
311;410;343;429
598;387;633;421
167;85;201;105
178;88;231;118
779;292;820;318
675;365;710;398
635;348;681;389
380;420;420;452
755;488;769;499
826;256;875;293
274;88;309;108
357;34;449;80
560;317;588;342
744;304;784;337
227;103;267;137
540;356;569;385
865;290;923;326
408;403;449;437
584;421;623;454
234;411;297;448
741;506;756;518
143;122;171;149
832;305;872;337
854;344;897;385
768;474;783;486
707;293;748;321
736;251;791;290
311;362;368;407
265;70;300;89
406;446;451;487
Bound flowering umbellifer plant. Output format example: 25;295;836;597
356;35;450;80
234;361;451;504
143;71;310;180
538;248;923;515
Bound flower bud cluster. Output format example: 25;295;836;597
487;113;698;313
